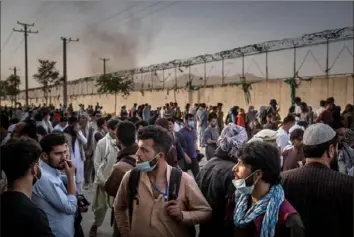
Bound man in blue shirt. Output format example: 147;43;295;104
33;133;78;237
180;113;199;177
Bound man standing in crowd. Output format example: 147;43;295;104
276;115;296;152
233;141;304;236
114;125;212;237
32;133;78;237
180;113;200;177
196;103;208;146
281;123;353;237
1;137;54;237
84;110;102;189
90;119;120;237
197;123;248;237
105;121;139;237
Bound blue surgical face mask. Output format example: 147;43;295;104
136;153;159;172
232;170;259;195
187;121;195;128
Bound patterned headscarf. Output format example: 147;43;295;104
217;123;248;156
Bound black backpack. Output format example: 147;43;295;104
128;167;196;237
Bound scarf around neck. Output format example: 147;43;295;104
234;184;285;237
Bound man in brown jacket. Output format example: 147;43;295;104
105;121;138;237
114;125;212;237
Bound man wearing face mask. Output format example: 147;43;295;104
1;137;54;237
32;133;78;237
232;141;304;237
180;113;199;177
114;125;212;237
281;123;354;237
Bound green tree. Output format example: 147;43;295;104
96;73;134;114
5;74;21;106
33;59;61;105
0;80;9;98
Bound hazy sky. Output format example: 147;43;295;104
1;1;353;89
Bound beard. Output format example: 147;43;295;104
329;151;339;171
48;159;66;170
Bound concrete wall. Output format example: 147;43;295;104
4;75;354;118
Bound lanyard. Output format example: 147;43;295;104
150;182;168;200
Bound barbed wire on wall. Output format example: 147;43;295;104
17;26;354;98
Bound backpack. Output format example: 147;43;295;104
128;167;196;236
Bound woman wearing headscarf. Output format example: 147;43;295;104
197;123;248;237
232;141;304;237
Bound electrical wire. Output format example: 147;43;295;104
1;31;14;50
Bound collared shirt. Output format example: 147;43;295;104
114;165;212;237
32;162;77;237
180;127;197;158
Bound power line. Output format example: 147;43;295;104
115;1;177;29
44;3;143;57
1;31;14;50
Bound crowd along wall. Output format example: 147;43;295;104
4;74;354;119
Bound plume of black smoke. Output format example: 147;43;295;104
81;13;157;75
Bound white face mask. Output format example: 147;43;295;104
232;170;259;195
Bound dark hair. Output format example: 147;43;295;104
97;118;106;128
283;115;295;124
117;121;136;147
155;118;169;130
294;97;301;103
68;116;78;125
36;126;48;137
136;120;148;128
60;117;68;122
327;97;334;103
166;117;175;123
20;119;38;141
290;128;304;140
320;100;326;107
1;113;10;130
107;119;119;130
238;141;281;185
303;136;338;158
185;113;194;121
40;133;66;154
208;112;218;122
137;125;172;157
1;137;41;183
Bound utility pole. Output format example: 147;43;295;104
13;21;38;107
61;37;79;108
9;67;20;105
99;58;110;75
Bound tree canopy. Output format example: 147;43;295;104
96;73;134;96
33;59;61;104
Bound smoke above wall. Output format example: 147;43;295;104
82;18;156;76
71;2;159;76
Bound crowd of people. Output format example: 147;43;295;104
0;95;353;237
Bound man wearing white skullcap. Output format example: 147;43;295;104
281;123;354;237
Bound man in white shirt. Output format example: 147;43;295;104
315;100;326;120
89;119;120;237
276;115;296;153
